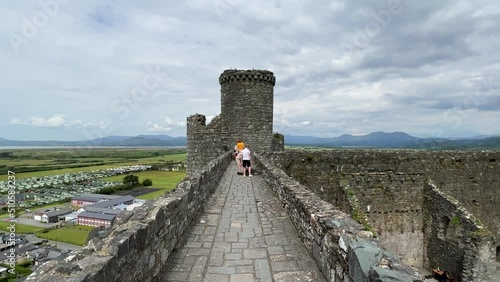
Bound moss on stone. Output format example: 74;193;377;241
471;228;493;238
273;133;284;140
347;188;356;197
451;216;461;226
473;218;483;226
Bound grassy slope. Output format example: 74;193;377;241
100;170;186;200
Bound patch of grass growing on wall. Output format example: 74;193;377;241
351;208;378;238
273;133;284;140
471;228;493;238
346;188;356;197
451;216;461;226
473;218;483;226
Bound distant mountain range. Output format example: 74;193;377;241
1;132;500;149
285;131;500;149
0;135;187;147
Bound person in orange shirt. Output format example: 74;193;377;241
235;140;245;174
236;140;245;152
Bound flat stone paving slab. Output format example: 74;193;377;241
162;162;326;282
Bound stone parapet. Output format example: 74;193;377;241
186;114;225;174
253;153;423;281
27;152;232;282
219;69;276;86
260;149;500;279
271;132;285;152
423;182;497;281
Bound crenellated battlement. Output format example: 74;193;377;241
187;113;206;126
219;69;276;86
186;114;224;175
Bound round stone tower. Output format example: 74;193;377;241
219;69;276;153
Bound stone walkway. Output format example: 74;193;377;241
162;162;326;282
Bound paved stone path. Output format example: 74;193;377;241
162;162;326;282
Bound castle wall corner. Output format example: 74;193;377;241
186;114;225;175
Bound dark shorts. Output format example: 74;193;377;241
242;160;251;167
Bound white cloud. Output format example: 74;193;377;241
146;123;172;132
146;117;185;133
11;115;67;128
29;115;67;128
205;116;215;124
164;117;185;126
10;115;105;129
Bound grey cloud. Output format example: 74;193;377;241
1;0;500;140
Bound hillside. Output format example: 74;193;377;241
2;133;500;149
0;135;186;147
285;132;500;150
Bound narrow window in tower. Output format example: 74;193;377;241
496;245;500;264
438;216;450;239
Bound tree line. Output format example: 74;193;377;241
97;174;153;195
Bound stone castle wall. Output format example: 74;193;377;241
423;182;497;281
262;151;425;267
429;159;500;239
271;132;285;152
186;114;225;174
342;172;425;268
219;69;276;153
262;150;500;274
253;153;423;281
186;69;280;174
28;152;232;282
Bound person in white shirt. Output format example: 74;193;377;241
241;145;252;177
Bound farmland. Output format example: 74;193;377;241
0;147;186;203
100;170;186;200
0;148;186;180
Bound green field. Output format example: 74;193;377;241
0;221;44;234
101;170;186;187
37;225;94;246
0;149;186;180
101;170;186;200
0;221;93;246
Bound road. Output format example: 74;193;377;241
5;217;59;228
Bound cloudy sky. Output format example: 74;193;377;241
1;0;499;141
